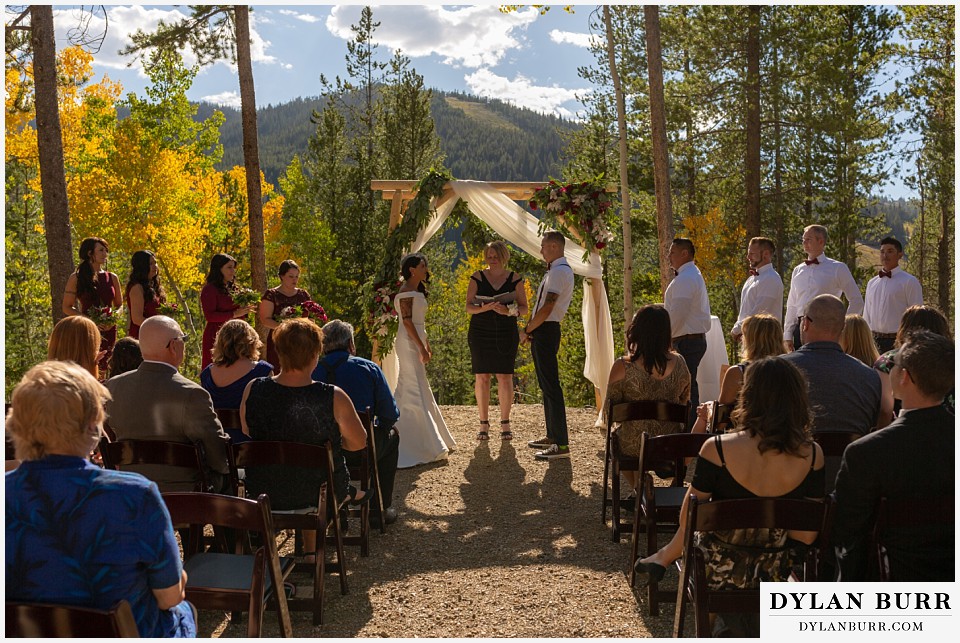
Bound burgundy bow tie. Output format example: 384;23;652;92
672;268;678;277
748;269;759;277
879;269;892;278
804;258;820;266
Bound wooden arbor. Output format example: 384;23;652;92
370;179;616;408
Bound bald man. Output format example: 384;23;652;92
105;315;230;492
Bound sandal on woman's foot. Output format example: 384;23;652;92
500;419;513;440
477;419;490;441
346;485;373;506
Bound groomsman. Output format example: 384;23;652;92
664;238;711;427
522;231;575;461
731;236;784;342
784;224;863;351
863;236;923;353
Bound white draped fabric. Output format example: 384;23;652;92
381;180;615;405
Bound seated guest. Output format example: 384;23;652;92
693;313;783;433
240;318;368;557
603;304;690;491
873;304;952;427
105;316;230;493
47;315;102;379
635;357;825;636
200;319;273;444
833;330;954;581
840;314;880;367
108;336;143;379
5;361;196;637
312;319;401;527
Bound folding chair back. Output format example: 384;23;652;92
99;438;208;492
813;430;857;457
162;492;292;637
6;599;140;638
601;399;688;541
874;495;954;581
229;440;348;626
348;409;380;547
674;496;831;637
706;401;734;434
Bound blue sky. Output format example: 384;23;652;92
45;3;915;199
52;4;600;119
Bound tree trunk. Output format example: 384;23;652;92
234;6;266;301
744;5;762;239
916;153;925;284
644;5;675;296
30;5;74;325
937;194;951;317
771;14;785;273
603;5;633;326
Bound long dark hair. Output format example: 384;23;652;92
626;304;672;375
400;252;429;297
126;250;165;304
206;253;237;294
731;357;813;456
76;237;108;300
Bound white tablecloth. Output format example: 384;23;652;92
697;315;729;402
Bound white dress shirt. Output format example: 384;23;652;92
863;266;923;333
533;257;574;323
784;253;864;339
731;263;784;336
664;261;712;337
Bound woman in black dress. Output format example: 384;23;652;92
465;241;528;440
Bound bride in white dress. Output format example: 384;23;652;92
394;253;457;468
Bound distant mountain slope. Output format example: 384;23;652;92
196;90;580;189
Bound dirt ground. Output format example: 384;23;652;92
200;404;683;638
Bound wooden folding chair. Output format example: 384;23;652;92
705;401;734;434
601;399;689;542
229;440;348;626
674;496;832;638
6;600;140;637
99;438;208;492
356;409;386;535
630;431;712;615
874;495;955;581
163;492;293;637
215;408;243;430
812;430;858;458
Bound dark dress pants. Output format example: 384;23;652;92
875;335;895;354
673;334;707;428
530;322;568;446
344;423;400;510
792;318;803;350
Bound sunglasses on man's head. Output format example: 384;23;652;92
166;334;189;348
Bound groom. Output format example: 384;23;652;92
520;231;575;461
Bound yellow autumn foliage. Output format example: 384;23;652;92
680;205;747;287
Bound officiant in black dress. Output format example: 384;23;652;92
466;240;529;441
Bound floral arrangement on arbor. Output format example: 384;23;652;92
275;301;328;325
362;168;454;359
85;305;118;329
529;176;614;259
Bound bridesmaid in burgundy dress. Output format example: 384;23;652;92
125;250;166;339
258;259;311;371
201;253;257;369
61;237;122;378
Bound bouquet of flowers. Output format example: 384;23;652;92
299;300;328;324
274;305;300;323
157;301;180;316
361;278;402;359
529;176;615;259
231;287;261;308
85;306;118;329
506;302;519;317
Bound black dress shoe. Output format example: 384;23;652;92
634;561;666;587
371;507;398;528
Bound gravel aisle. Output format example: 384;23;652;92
202;404;676;637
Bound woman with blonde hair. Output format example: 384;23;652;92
840;314;880;367
200;319;273;443
47;315;102;380
5;361;196;636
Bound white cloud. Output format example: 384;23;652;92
51;6;284;77
464;69;587;119
279;9;320;24
200;90;242;110
326;5;539;68
550;29;597;49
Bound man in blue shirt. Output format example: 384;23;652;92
313;320;401;526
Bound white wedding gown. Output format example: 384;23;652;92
394;291;457;468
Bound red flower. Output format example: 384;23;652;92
529;200;538;210
595;242;606;250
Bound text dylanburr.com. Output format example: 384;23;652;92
761;582;955;638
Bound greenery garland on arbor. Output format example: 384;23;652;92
361;168;456;359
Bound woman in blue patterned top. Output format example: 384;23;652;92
5;361;196;638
